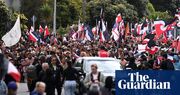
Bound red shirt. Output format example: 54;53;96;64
98;50;109;57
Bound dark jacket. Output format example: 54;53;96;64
30;90;42;95
161;59;175;70
49;64;63;85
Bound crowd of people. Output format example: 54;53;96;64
0;26;180;95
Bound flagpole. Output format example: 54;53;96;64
53;0;57;37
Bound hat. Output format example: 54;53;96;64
8;81;17;90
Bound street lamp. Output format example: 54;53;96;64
53;0;56;36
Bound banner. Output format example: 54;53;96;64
116;70;180;95
2;16;21;47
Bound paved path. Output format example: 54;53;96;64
17;83;29;95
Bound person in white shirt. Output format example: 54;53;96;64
84;64;105;89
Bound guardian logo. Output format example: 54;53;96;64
118;72;170;90
115;70;180;95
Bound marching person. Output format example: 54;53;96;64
31;82;46;95
49;56;63;95
84;64;105;89
63;60;79;95
0;53;8;95
7;81;18;95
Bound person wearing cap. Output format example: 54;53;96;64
84;64;105;89
7;81;17;95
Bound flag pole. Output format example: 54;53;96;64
53;0;57;37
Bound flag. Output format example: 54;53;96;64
145;46;159;55
77;20;84;39
92;27;97;36
136;24;143;35
142;39;150;44
84;26;94;41
112;14;124;41
154;20;166;38
2;16;21;47
99;19;106;42
8;62;21;82
125;22;130;36
72;32;77;40
39;25;44;33
112;23;119;41
172;40;178;48
44;26;50;38
119;20;125;37
28;27;38;42
0;54;21;82
141;18;149;34
116;13;122;23
161;31;168;43
142;31;147;40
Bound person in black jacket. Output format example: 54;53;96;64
100;76;113;95
160;54;175;70
63;60;79;95
49;56;63;95
126;57;137;70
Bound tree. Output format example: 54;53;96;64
147;2;172;20
85;0;138;29
40;3;52;24
0;1;13;38
127;0;149;17
21;0;45;27
149;0;177;16
56;0;82;27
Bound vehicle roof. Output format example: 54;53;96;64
77;57;119;60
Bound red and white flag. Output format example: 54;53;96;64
99;20;106;42
44;26;50;38
154;20;166;38
8;62;21;82
145;46;159;55
39;25;44;33
28;26;38;42
116;13;122;23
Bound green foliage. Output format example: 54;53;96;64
56;0;82;28
1;0;178;35
40;3;52;24
86;0;138;29
149;0;177;16
127;0;149;17
147;2;173;20
0;1;13;38
147;2;155;14
57;25;69;35
13;13;28;31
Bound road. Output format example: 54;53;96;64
17;83;29;95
